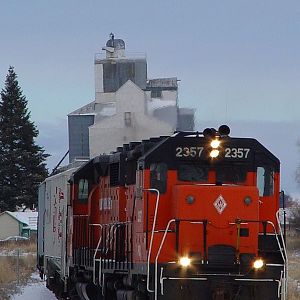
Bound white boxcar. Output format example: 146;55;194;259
38;166;80;286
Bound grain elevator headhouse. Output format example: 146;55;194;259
68;34;195;162
95;34;147;94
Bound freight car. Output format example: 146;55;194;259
37;126;287;300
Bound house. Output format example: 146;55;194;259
0;211;38;240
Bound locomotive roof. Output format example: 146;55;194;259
71;131;280;182
140;133;279;166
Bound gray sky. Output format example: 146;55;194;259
0;1;300;194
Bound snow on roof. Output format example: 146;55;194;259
69;100;117;119
6;211;38;231
147;77;178;88
68;100;97;115
147;98;176;114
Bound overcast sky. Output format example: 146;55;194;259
0;1;299;194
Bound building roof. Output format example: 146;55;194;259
146;77;178;89
69;79;178;118
5;211;38;231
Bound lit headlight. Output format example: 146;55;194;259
253;258;264;270
211;139;220;149
210;149;220;158
179;256;191;267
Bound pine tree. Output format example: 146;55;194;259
0;66;48;211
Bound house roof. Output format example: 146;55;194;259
5;211;38;231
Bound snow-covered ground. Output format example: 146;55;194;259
11;272;57;300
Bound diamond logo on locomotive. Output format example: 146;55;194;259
213;194;227;214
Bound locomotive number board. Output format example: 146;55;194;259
175;146;252;160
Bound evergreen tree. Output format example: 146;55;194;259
0;66;48;211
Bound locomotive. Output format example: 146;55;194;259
37;126;287;300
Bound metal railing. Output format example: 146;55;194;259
90;224;102;286
153;219;208;299
91;221;132;291
154;219;175;300
94;52;146;61
144;188;160;293
149;213;288;300
275;209;288;300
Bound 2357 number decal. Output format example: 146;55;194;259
176;146;204;158
176;146;250;159
225;148;250;158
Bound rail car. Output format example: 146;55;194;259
37;126;287;300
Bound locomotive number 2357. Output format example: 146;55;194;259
225;148;250;158
176;146;204;158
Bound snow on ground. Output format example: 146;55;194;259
0;250;36;257
0;250;15;256
292;250;300;258
11;272;57;300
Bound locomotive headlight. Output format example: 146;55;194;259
253;258;264;270
210;149;220;158
210;139;220;149
179;256;191;267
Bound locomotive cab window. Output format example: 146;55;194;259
78;179;89;203
216;165;247;185
150;163;167;193
256;166;274;196
178;164;208;182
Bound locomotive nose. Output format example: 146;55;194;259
172;185;260;264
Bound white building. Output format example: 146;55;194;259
68;34;194;161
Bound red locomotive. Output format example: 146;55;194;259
37;126;287;300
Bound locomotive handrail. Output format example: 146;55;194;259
278;270;284;299
143;188;160;293
154;216;287;299
229;219;287;272
276;209;288;262
105;224;117;255
154;219;176;300
91;221;132;289
276;209;288;299
159;267;208;296
228;215;288;298
91;224;103;286
267;219;287;300
154;219;206;299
